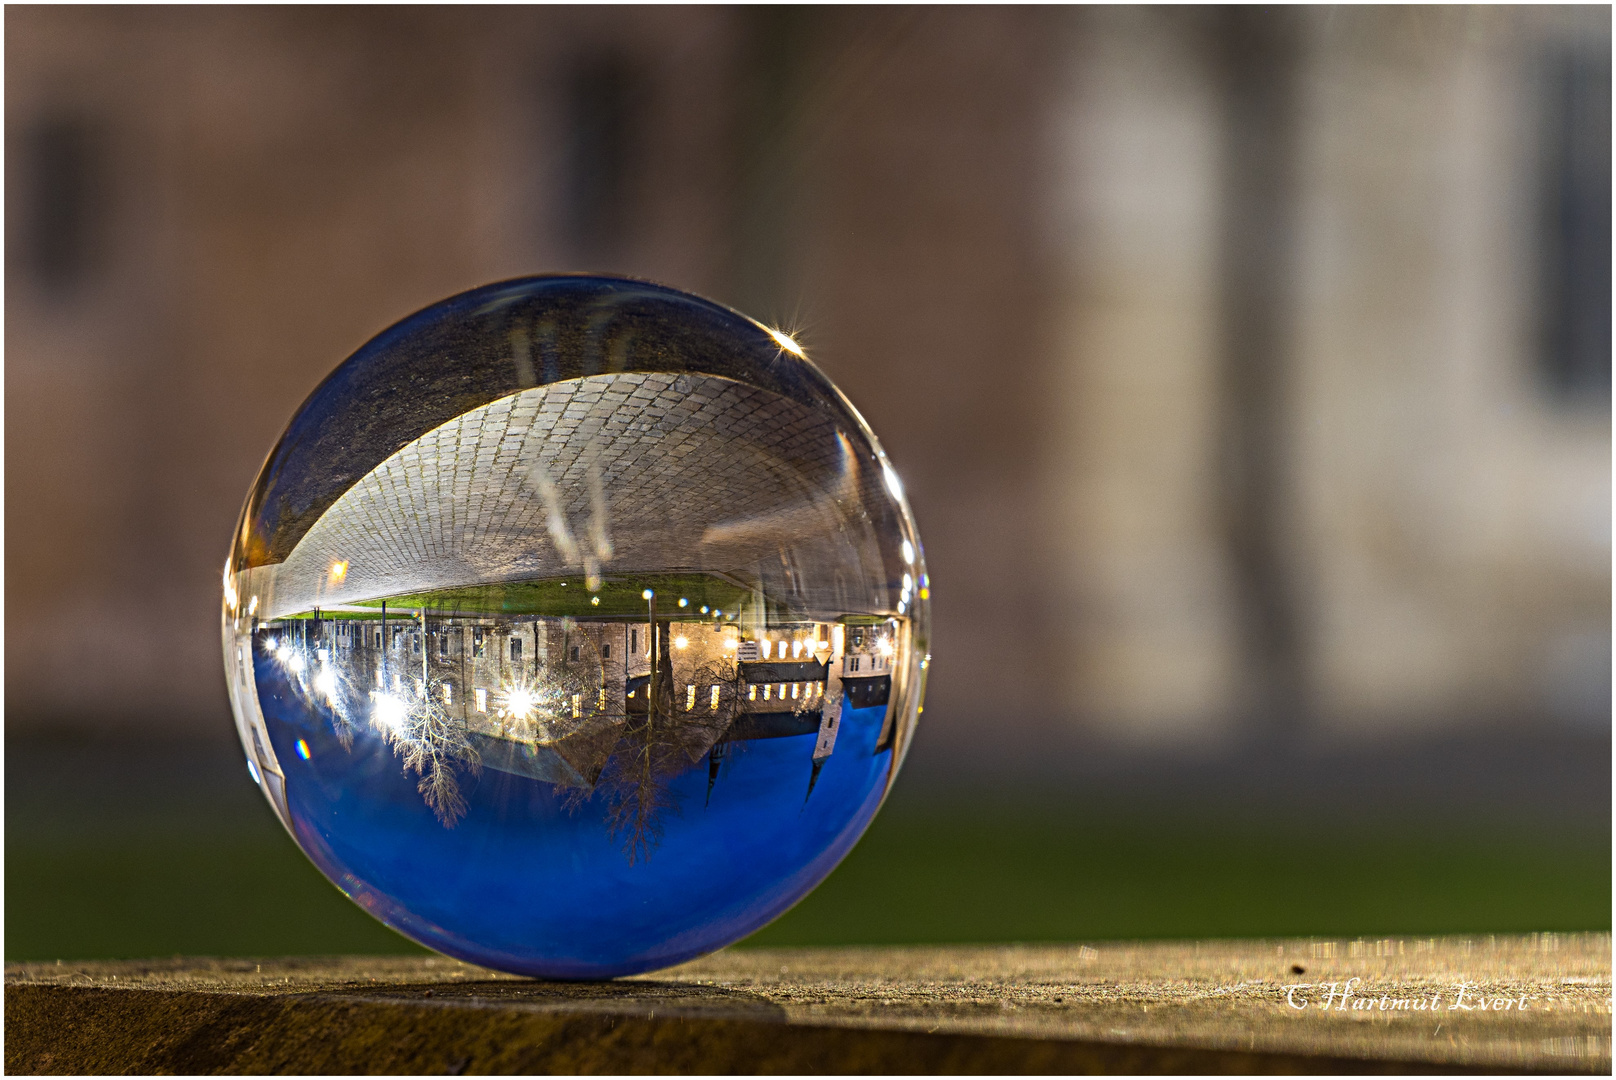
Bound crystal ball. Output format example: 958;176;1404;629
222;276;929;978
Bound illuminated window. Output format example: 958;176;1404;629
571;693;582;718
710;685;721;709
475;688;488;712
443;683;454;705
748;685;757;701
686;685;696;710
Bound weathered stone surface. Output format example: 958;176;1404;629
6;935;1610;1074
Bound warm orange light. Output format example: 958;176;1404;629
768;328;805;357
330;560;349;582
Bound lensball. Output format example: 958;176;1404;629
222;276;929;978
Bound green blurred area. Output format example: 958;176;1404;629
7;752;1608;962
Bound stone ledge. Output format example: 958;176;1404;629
7;935;1610;1074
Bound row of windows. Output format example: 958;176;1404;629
319;625;612;664
747;681;825;704
309;624;881;668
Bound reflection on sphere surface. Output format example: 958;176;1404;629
222;276;929;978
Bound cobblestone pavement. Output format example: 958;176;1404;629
269;373;892;619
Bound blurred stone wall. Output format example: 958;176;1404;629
6;6;1608;755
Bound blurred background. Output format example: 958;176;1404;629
7;5;1609;961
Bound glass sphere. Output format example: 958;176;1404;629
222;276;929;978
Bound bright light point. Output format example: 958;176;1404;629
878;639;895;657
287;652;306;673
371;692;408;732
506;686;536;717
896;601;907;614
700;605;709;614
329;560;348;582
723;639;736;650
248;595;259;615
296;739;311;761
919;588;929;599
768;328;804;357
247;758;261;784
314;667;337;698
901;539;915;565
678;597;688;607
675;636;689;649
591;596;600;606
642;589;653;600
902;572;914;592
882;461;904;501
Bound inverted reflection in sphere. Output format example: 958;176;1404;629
222;276;929;978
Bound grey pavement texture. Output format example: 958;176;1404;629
266;372;891;620
7;935;1609;1074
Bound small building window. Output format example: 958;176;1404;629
570;646;581;662
510;637;523;662
439;634;449;658
602;643;612;659
474;688;488;712
1537;44;1612;401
